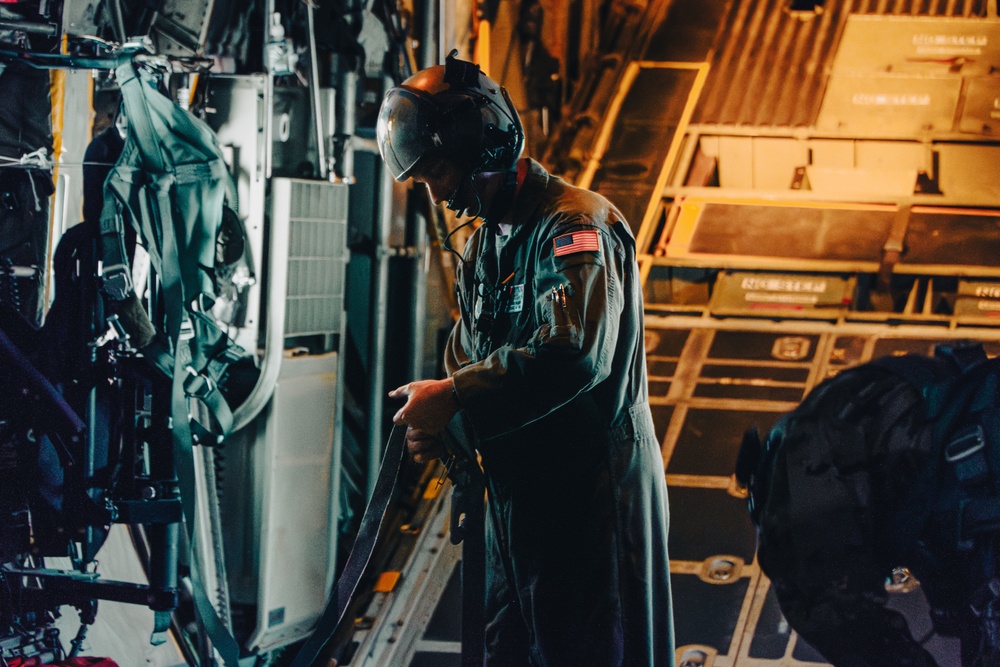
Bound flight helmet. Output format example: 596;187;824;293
376;51;524;182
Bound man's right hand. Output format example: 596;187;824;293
388;378;459;434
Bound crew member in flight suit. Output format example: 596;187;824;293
378;53;675;666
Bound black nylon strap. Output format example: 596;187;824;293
289;424;408;667
454;463;486;667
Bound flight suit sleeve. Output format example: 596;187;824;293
449;218;627;441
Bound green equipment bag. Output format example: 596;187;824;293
97;53;256;666
98;55;253;441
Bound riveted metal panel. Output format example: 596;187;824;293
959;76;1000;135
816;74;962;136
830;15;1000;78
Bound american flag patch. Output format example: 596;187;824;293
553;229;601;257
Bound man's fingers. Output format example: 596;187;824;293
405;431;437;448
387;383;410;398
406;439;436;464
390;384;413;426
405;427;447;464
410;447;435;464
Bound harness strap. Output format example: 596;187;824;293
961;498;1000;537
114;53;248;664
289;425;408;667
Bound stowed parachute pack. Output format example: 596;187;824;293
96;53;257;665
737;341;1000;656
98;54;256;441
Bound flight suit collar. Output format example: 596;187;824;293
508;158;549;235
477;158;550;282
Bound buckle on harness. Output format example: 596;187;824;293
945;424;989;489
100;264;133;301
945;424;986;464
183;365;216;399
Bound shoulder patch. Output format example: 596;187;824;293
553;229;601;257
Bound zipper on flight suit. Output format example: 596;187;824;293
474;231;520;356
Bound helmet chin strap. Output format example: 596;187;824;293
480;170;517;228
446;169;515;226
447;172;483;220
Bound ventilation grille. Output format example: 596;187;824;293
283;180;349;339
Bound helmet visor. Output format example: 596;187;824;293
377;87;435;181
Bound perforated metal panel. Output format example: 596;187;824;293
280;179;349;340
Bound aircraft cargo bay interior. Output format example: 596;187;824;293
1;0;999;666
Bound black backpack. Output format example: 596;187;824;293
737;341;1000;649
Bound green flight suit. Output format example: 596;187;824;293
445;159;675;666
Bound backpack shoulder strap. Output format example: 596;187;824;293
936;340;990;371
881;344;1000;551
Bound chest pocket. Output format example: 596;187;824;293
473;281;534;356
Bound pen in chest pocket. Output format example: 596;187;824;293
550;284;567;309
